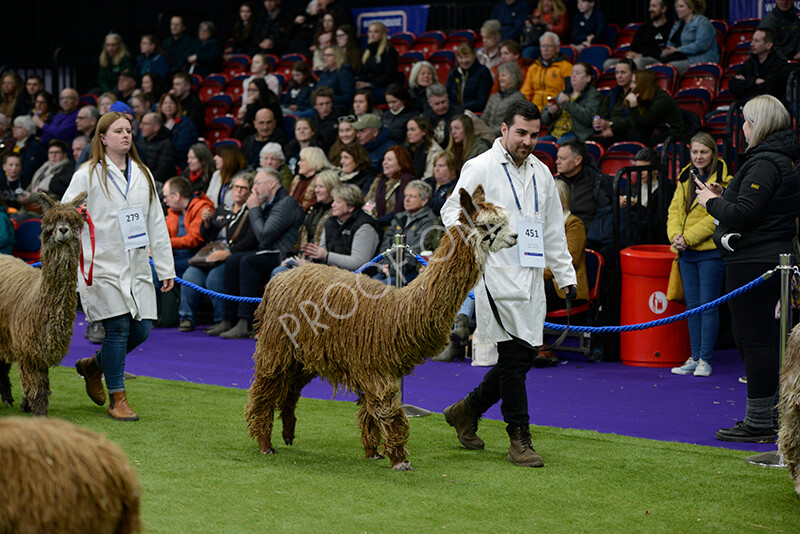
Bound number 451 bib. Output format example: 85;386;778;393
117;206;150;250
518;216;545;268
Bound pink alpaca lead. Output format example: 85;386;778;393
245;185;517;470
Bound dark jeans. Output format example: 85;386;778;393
726;261;780;398
466;339;535;432
98;314;152;392
222;250;281;322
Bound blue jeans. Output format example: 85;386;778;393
457;294;475;319
179;264;227;324
98;314;152;393
679;249;724;362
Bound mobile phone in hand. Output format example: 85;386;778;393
690;169;706;188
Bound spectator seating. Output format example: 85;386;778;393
646;63;678;94
204;94;232;124
190;73;203;88
585;140;605;162
223;55;250;78
390;32;416;55
678;62;720;93
535;140;559;163
599;153;635;175
213;139;241;150
607;141;645;156
429;50;455;84
205;116;235;146
413;31;446;57
443;29;476;53
398;52;424;80
561;45;578;63
577;45;611;71
225;74;248;102
533;150;554;173
605;24;620;51
80;94;97;107
675;87;713;119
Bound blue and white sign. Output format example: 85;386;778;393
351;5;430;37
730;1;800;22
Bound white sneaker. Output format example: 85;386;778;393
693;359;712;377
671;357;697;375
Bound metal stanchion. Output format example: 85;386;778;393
746;253;792;467
392;234;431;418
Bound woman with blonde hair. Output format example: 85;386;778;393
446;114;491;170
97;33;134;93
408;61;437;112
667;132;731;379
316;45;355;109
65;111;174;421
531;0;570;42
289;146;336;211
356;21;400;93
698;95;800;443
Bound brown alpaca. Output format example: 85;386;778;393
245;186;517;470
0;193;87;416
0;416;142;533
778;324;800;497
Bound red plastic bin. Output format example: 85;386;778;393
619;245;690;367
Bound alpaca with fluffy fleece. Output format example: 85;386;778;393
0;416;142;533
0;192;87;416
778;323;800;497
245;186;517;470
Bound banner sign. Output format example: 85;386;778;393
729;1;800;23
351;5;430;37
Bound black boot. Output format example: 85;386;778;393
716;396;778;443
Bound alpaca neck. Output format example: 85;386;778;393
403;224;483;340
40;243;80;305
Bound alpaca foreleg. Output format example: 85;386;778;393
246;369;290;454
366;386;412;470
279;366;315;446
0;359;12;407
19;361;50;416
356;394;384;460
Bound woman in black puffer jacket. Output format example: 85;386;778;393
698;95;800;444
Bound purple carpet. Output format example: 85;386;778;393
62;313;774;453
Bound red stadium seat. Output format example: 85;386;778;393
533;151;554;173
607;141;645;157
204;94;232;124
224;75;249;102
204;116;234;147
429;50;455;85
412;36;442;57
599;154;635;175
198;80;224;103
646;63;678;94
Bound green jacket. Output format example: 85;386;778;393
542;85;603;141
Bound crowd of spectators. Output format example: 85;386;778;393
0;0;796;348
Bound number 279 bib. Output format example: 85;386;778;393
518;217;545;268
117;206;150;250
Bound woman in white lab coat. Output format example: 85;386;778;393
65;111;175;421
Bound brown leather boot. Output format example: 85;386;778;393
508;425;544;467
75;356;106;406
443;399;485;450
108;391;139;421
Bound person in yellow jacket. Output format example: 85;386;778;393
520;32;573;111
666;132;731;378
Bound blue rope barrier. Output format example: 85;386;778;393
33;253;773;334
544;270;773;333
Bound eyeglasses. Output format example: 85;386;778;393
337;115;356;123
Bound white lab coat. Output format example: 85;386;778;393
441;138;576;346
63;156;175;322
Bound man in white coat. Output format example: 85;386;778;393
440;100;577;467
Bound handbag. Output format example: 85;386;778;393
666;254;683;302
188;242;228;269
188;207;249;269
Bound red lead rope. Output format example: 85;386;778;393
78;206;95;286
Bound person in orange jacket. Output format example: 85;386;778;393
520;31;572;111
162;175;214;276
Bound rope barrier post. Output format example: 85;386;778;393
746;254;792;468
392;235;431;418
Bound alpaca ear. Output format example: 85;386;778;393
472;184;485;204
69;192;88;209
459;187;477;221
38;193;55;213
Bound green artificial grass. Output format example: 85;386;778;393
3;366;799;533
